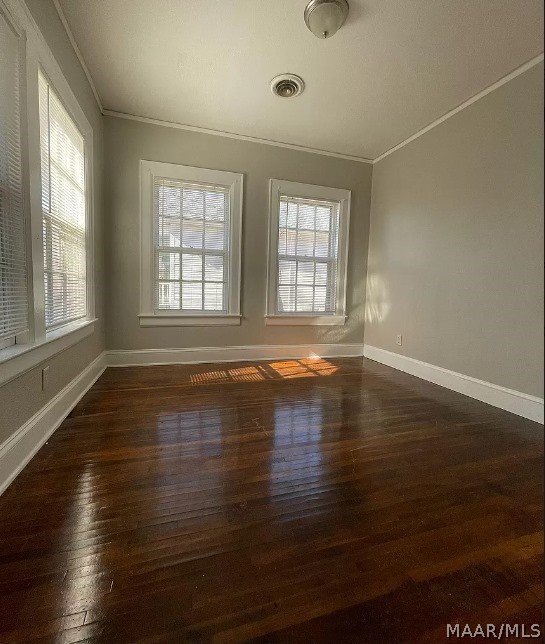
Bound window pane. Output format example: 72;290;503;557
315;262;328;285
287;203;297;228
182;253;202;281
204;283;223;311
158;185;180;218
278;286;295;312
314;287;327;311
279;201;288;227
279;229;296;255
204;255;223;282
297;261;314;285
157;282;180;309
205;191;225;221
158;217;180;247
182;189;204;218
50;167;85;230
296;286;314;312
298;204;315;229
182;282;202;309
296;230;315;257
204;222;225;250
182;219;204;249
315;206;331;231
278;259;296;285
315;231;331;258
158;252;180;280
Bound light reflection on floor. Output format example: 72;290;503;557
189;359;339;385
268;392;343;514
157;409;224;458
60;465;108;617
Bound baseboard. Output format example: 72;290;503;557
107;343;364;367
363;345;544;425
0;352;107;496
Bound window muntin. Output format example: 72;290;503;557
39;71;87;330
276;196;340;315
154;178;230;313
0;9;27;348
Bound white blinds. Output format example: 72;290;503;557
154;177;230;312
39;72;87;330
277;195;340;314
0;11;28;344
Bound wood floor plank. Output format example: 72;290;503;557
0;357;542;642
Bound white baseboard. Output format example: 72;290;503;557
363;345;544;425
0;352;107;496
107;343;364;367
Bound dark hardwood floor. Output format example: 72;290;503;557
0;357;543;643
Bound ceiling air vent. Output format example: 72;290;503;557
270;74;305;98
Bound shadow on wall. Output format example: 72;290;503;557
365;271;391;324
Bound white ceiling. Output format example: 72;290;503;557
58;0;544;160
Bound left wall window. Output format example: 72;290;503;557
0;0;95;386
0;6;28;351
39;72;87;330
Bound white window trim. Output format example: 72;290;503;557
265;179;350;326
0;0;96;386
139;160;243;327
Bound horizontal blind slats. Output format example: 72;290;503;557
39;72;87;330
153;177;230;313
277;196;340;315
0;11;28;341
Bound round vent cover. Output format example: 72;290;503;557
270;74;305;98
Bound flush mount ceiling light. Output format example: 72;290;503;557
304;0;349;39
270;74;305;98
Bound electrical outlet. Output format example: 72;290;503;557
42;366;49;391
396;334;403;346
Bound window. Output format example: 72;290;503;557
266;179;350;325
140;161;243;326
39;71;87;330
0;0;95;387
0;6;28;351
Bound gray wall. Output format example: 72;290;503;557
104;116;373;351
0;0;105;444
365;63;544;398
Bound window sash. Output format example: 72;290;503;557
153;178;231;314
0;7;28;343
39;72;87;330
275;196;340;315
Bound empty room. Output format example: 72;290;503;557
0;0;543;641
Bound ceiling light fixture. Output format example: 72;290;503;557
304;0;349;39
270;74;305;98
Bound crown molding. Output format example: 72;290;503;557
102;110;374;164
373;53;544;164
52;0;103;114
43;1;545;165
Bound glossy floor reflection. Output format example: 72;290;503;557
0;357;542;642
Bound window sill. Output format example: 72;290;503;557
139;314;242;327
0;318;97;387
265;315;347;326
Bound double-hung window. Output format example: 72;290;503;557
140;161;243;326
39;71;87;330
266;179;350;325
0;0;95;387
0;5;28;351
